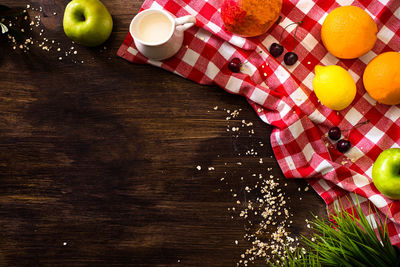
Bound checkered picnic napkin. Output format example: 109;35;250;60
118;0;400;244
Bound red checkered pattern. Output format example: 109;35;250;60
118;0;400;244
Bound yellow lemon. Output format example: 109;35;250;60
312;65;356;110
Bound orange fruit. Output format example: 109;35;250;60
363;52;400;105
321;6;377;59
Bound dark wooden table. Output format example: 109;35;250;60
0;1;326;266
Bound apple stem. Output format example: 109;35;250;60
278;21;303;46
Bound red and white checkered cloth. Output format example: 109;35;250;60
118;0;400;244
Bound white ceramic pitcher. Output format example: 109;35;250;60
130;9;196;61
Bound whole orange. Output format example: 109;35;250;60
363;52;400;105
321;6;377;59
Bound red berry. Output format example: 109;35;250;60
337;139;351;153
328;127;341;140
269;43;283;58
284;52;298;65
228;57;241;73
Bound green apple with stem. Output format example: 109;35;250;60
372;148;400;199
63;0;113;47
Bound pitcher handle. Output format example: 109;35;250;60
175;15;196;31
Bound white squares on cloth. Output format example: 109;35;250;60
250;88;269;104
302;143;314;162
148;59;162;67
363;92;377;105
365;9;376;20
277;100;292;119
288;120;304;139
195;28;212;43
274;131;283;145
345;107;363;125
281;17;294;32
276;65;290;83
318;179;331;191
225;76;242;93
369;194;388;208
303;72;314;91
259;113;269;124
241;62;257;77
205;61;219;80
336;0;354;5
395;6;400;19
315;160;334;175
182;49;200;65
350;194;368;205
309;109;326;124
366;126;386;145
219;42;236;60
206;20;221;34
348;69;360;83
392;143;400;149
229;35;246;48
365;166;373;179
302;33;319;51
290;87;309;106
296;1;314;15
149;1;163;9
261;35;278;50
284;156;296;170
385;106;400;122
378;0;390;6
359;50;377;65
345;146;365;162
366;214;378;229
320;52;339;65
352;174;370;188
184;4;198;16
318;13;328;25
127;47;138;56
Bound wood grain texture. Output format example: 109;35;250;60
0;1;326;266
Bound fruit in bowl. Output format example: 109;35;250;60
372;148;400;200
363;51;400;105
321;6;377;59
221;0;282;37
63;0;113;47
312;65;356;111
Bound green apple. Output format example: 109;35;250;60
63;0;113;47
372;148;400;199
